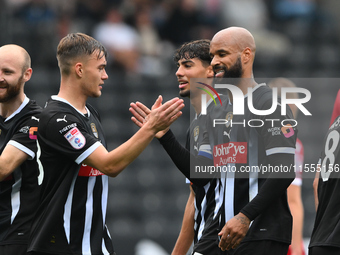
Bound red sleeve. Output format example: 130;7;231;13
330;89;340;126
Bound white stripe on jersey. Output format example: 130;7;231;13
64;172;77;243
249;172;258;202
266;147;296;155
82;177;96;254
101;176;110;254
11;171;22;224
102;225;111;255
214;179;222;219
197;183;210;241
224;166;235;222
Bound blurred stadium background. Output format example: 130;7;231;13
2;0;340;254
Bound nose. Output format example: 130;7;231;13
175;65;183;78
102;69;108;80
210;56;219;69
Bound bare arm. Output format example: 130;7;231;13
83;96;184;177
287;184;304;255
0;144;29;181
313;169;320;211
172;186;195;255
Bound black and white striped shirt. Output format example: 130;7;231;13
208;84;296;244
0;97;41;246
28;96;114;255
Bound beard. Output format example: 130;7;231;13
213;56;243;86
179;88;190;98
0;76;23;103
223;56;243;79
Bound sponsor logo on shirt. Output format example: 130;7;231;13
59;123;77;134
267;127;281;136
213;142;247;166
57;115;67;123
31;116;39;122
64;127;86;149
281;124;295;138
79;164;104;176
29;127;38;140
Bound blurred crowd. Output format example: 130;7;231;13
2;0;338;77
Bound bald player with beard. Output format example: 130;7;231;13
209;27;296;255
0;44;42;255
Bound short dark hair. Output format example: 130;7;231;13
173;39;211;67
57;33;107;76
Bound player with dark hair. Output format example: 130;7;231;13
209;27;296;254
0;44;42;255
130;39;226;255
27;33;184;255
309;111;340;254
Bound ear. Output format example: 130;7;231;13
242;47;252;64
75;62;83;77
206;65;214;78
23;68;33;82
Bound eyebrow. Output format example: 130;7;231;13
179;59;195;65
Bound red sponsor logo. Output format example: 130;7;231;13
78;164;104;177
71;128;78;135
213;142;247;166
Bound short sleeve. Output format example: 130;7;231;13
42;113;101;163
8;115;40;159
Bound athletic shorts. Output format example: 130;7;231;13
0;244;28;255
192;237;220;255
309;246;340;255
225;240;289;255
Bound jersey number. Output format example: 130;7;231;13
321;130;340;182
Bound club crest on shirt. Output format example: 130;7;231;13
225;112;233;128
64;127;86;149
193;126;199;142
91;123;98;138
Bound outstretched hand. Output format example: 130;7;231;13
218;213;250;251
129;96;184;138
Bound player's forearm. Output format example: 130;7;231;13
240;153;294;220
313;170;320;211
172;189;195;255
0;145;28;181
288;184;304;248
85;124;156;177
290;200;304;254
158;130;212;186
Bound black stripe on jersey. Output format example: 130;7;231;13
70;176;88;252
90;177;104;255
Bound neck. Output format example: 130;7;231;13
0;93;25;119
191;92;210;115
58;78;88;114
229;77;257;104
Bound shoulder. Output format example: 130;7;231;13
251;84;273;109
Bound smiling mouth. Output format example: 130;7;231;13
179;82;188;89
